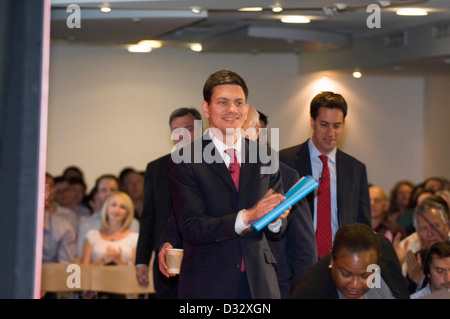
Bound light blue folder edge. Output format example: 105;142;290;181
251;176;319;231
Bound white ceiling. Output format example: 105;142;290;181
50;0;450;76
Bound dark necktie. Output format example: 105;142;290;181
225;148;240;191
225;148;244;271
316;155;332;258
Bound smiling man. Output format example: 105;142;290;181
280;91;371;259
169;70;290;299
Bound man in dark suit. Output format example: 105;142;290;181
291;223;410;299
244;106;318;297
135;107;202;298
170;70;290;299
279;91;371;258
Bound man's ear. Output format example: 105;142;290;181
201;101;209;119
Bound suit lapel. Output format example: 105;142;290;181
202;137;237;193
297;141;315;218
335;149;344;225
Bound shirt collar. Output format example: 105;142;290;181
308;137;337;163
206;128;243;164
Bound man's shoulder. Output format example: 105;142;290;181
146;153;171;168
336;148;366;167
279;140;308;158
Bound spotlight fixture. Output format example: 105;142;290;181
190;6;202;14
270;5;283;13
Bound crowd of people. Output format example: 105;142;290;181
42;70;450;300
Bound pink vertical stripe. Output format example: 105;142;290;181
33;0;51;299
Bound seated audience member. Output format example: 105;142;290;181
119;167;145;220
81;191;139;299
42;175;76;299
398;187;434;235
388;180;414;225
410;241;450;299
423;176;446;193
46;174;79;237
77;174;140;259
68;177;91;221
291;223;410;299
62;165;85;181
370;185;406;242
436;190;450;215
394;196;450;293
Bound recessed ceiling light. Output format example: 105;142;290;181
281;16;310;24
396;8;428;16
100;7;111;13
238;7;263;12
127;44;152;53
352;71;362;78
190;43;202;52
271;5;283;13
138;40;162;48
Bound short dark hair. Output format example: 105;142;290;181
94;174;119;189
332;223;380;260
169;107;202;127
118;167;138;185
423;241;450;278
310;91;348;120
257;110;268;127
203;70;248;104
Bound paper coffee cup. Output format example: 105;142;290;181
166;248;183;275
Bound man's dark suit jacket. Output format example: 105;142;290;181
291;233;410;299
135;153;179;298
268;162;318;298
279;139;371;228
170;136;287;299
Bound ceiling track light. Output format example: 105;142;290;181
270;5;283;13
190;6;202;14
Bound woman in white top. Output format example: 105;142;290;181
82;191;139;265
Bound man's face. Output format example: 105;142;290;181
170;113;197;148
331;248;378;299
416;208;449;249
428;255;450;292
202;84;249;142
310;107;345;155
97;178;119;207
369;186;388;219
121;172;144;201
55;181;73;207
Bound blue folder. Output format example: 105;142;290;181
251;176;319;231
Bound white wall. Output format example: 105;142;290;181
48;43;437;194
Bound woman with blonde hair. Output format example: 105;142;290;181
82;191;138;266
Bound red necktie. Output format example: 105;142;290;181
225;148;240;191
225;148;244;271
316;155;332;258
